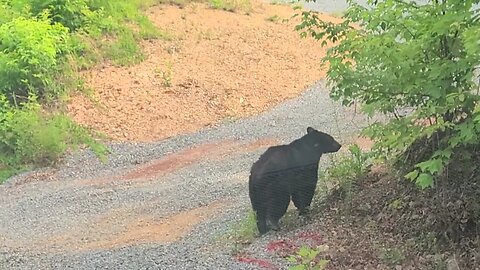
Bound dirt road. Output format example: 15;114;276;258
0;81;373;269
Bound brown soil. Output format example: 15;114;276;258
67;1;341;142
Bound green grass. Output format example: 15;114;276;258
233;210;258;240
137;17;172;40
75;0;172;66
228;210;258;254
0;167;22;184
104;31;146;66
208;0;252;13
0;102;109;183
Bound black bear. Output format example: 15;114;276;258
249;127;341;234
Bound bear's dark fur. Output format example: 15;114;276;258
249;127;341;234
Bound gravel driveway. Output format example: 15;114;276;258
0;81;375;269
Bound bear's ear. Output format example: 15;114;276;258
307;127;315;134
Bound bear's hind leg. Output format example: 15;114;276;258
266;187;290;231
255;210;269;235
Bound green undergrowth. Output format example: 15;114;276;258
316;143;373;201
292;0;479;266
0;95;108;183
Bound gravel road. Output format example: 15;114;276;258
0;81;377;269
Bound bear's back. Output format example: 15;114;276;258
250;144;297;178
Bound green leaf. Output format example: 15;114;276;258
415;159;443;174
416;173;434;189
405;170;419;181
297;246;311;257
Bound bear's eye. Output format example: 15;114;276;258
314;143;319;147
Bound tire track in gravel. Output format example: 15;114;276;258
0;81;382;269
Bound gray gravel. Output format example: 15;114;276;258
0;80;378;269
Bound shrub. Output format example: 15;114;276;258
8;0;94;31
4;0;166;69
287;246;329;270
0;0;166;181
0;15;69;102
0;94;108;182
0;2;19;24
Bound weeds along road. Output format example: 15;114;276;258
0;81;376;269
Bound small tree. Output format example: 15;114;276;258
296;0;480;188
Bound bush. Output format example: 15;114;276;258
287;246;329;270
0;2;19;24
7;0;94;31
0;94;108;182
0;15;70;102
3;0;166;69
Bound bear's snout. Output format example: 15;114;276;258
335;143;342;151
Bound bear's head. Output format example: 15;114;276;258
306;127;342;154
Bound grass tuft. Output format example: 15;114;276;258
208;0;253;13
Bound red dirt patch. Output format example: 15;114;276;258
241;137;279;153
121;140;238;181
266;239;298;257
120;137;279;182
73;137;278;187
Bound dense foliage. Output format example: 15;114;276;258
0;15;69;102
297;0;480;188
